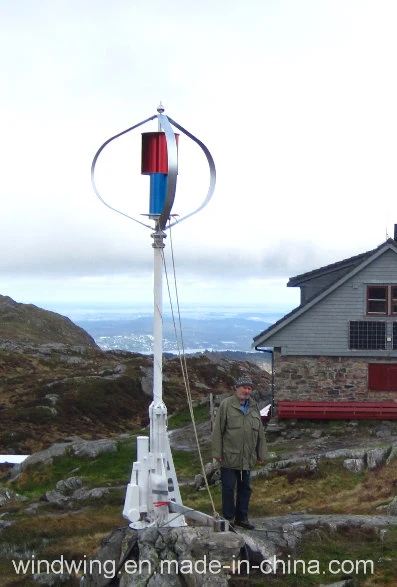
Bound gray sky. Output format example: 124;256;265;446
1;0;397;313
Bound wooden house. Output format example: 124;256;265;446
253;230;397;420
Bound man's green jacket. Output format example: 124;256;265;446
212;394;266;470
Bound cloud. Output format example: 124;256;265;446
1;0;397;310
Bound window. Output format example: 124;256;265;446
349;321;386;350
367;286;387;314
394;323;397;350
367;285;397;315
369;363;397;391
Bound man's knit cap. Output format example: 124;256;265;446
235;375;254;388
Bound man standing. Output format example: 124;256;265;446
212;375;266;530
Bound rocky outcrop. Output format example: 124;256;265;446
251;442;396;480
0;487;25;506
343;458;365;473
10;438;118;480
367;446;392;470
81;526;245;587
387;497;397;516
45;475;110;507
79;514;397;586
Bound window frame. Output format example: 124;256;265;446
393;322;397;350
367;285;388;315
392;286;397;316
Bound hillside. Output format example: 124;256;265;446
0;295;97;348
0;296;270;454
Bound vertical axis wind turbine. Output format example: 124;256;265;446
91;104;216;528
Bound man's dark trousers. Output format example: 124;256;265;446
220;467;252;522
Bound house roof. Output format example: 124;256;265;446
287;247;378;287
253;238;397;348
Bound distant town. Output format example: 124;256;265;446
73;306;283;356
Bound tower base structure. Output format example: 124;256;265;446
122;400;186;529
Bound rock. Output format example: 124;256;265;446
169;422;212;453
387;496;397;516
45;474;109;505
285;430;302;440
44;394;60;406
140;367;154;397
80;513;397;585
89;487;110;499
211;468;221;485
32;573;71;585
193;461;221;489
10;438;118;480
72;439;117;458
45;485;109;505
255;456;316;479
45;490;69;506
82;526;243;586
72;487;110;501
24;503;41;515
0;519;13;530
367;447;391;470
55;476;83;495
0;487;18;506
36;405;58;417
343;458;365;473
10;441;74;479
240;531;277;567
307;458;318;472
176;526;243;560
204;461;218;477
194;474;204;491
375;424;392;438
280;521;305;550
323;448;367;460
80;527;131;587
386;445;397;464
267;457;309;470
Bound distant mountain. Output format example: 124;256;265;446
0;295;97;348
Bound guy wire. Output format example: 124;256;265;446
162;225;218;518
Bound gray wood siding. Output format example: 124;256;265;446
263;249;397;356
300;266;355;304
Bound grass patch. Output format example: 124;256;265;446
250;459;369;517
181;483;222;516
0;505;124;586
228;523;397;586
289;525;397;586
167;403;209;430
10;440;138;499
248;458;397;518
172;450;203;477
